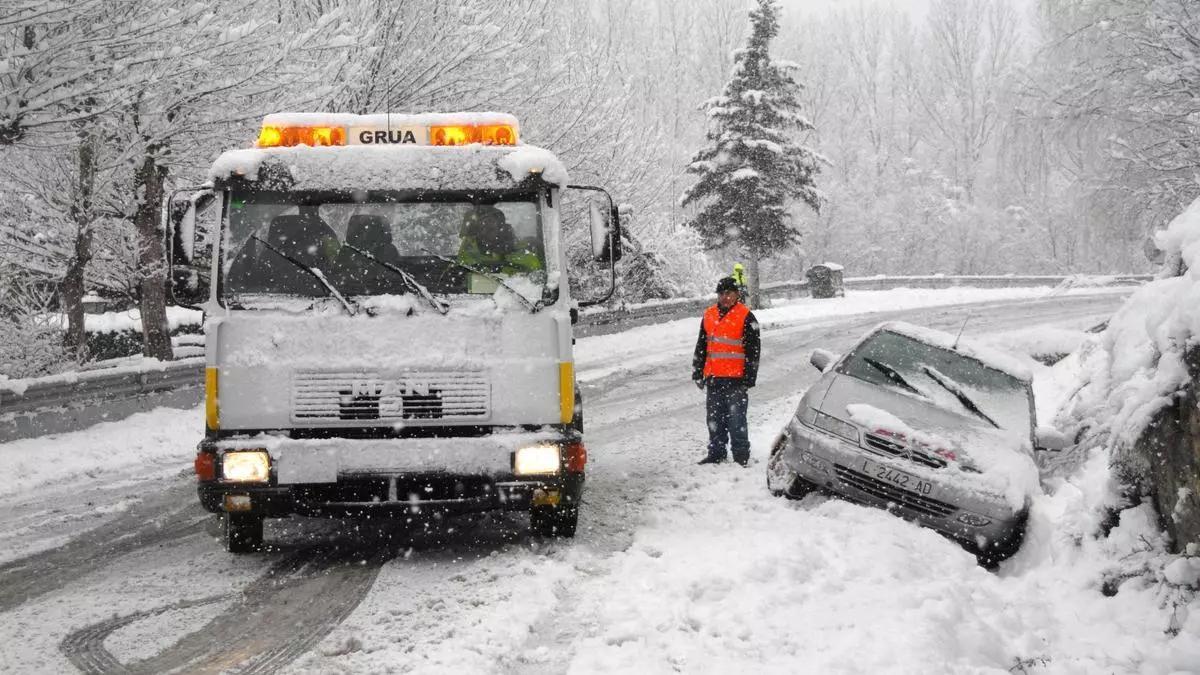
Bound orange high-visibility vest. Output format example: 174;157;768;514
702;302;749;378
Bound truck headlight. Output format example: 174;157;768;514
222;450;270;483
514;445;561;476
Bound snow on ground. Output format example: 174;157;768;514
5;284;1197;674
558;410;1200;674
0;405;201;494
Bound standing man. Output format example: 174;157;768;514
693;276;761;466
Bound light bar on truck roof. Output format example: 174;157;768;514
254;113;519;148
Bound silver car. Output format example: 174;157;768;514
767;321;1066;564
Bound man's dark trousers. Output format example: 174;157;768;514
705;377;749;464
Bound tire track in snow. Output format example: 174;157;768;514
60;595;227;675
0;480;207;614
58;546;385;674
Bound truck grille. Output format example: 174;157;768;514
833;464;957;518
292;371;489;423
862;432;947;469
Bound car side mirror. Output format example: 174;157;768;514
165;186;217;309
1035;426;1069;452
810;348;837;373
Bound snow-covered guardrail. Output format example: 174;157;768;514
1;358;205;442
577;273;1153;336
0;274;1151;442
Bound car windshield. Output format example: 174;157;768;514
838;330;1033;433
222;189;546;303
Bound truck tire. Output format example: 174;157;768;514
223;513;264;553
531;505;578;538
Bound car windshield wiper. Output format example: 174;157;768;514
250;235;357;316
421;248;542;313
920;365;1000;429
862;357;926;397
342;244;450;315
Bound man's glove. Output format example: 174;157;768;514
693;376;706;390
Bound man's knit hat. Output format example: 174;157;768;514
716;277;739;294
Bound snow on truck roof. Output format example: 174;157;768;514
875;321;1033;382
207;111;568;191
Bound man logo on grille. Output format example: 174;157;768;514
351;379;434;398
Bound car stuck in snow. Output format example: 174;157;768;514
767;321;1067;563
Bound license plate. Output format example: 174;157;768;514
860;458;933;496
348;125;427;145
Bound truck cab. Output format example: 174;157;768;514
167;112;621;552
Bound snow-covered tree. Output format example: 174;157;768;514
681;0;822;307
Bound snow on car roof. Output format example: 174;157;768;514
876;320;1033;382
208;143;568;192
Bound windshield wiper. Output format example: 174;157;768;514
421;248;541;313
342;244;450;315
250;235;357;316
920;365;1000;429
862;357;926;398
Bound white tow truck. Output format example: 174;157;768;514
166;112;622;552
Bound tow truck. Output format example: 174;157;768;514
165;112;622;552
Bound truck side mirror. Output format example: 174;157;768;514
165;186;216;309
588;197;624;264
568;184;624;307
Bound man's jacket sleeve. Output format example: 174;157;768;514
692;322;708;380
743;311;761;386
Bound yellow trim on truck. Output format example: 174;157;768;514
559;362;574;424
205;368;219;430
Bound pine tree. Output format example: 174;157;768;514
681;0;822;308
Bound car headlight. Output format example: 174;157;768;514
514;445;561;476
222;450;270;483
814;411;860;443
797;405;818;426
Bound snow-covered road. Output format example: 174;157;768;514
2;287;1196;674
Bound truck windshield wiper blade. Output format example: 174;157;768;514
421;248;541;313
250;235;357;316
862;357;926;397
920;365;1000;429
342;244;449;315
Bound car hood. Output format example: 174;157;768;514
816;373;1041;510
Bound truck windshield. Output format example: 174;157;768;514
222;190;546;303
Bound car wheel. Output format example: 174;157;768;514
531;505;578;537
975;521;1026;569
767;432;813;499
223;513;264;553
774;473;818;500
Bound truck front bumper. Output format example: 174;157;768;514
197;432;584;518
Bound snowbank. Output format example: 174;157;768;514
0;406;201;494
1059;197;1200;466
